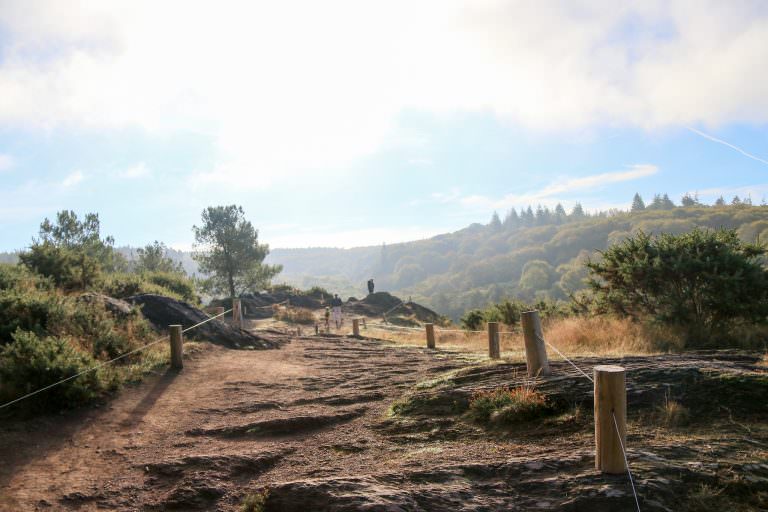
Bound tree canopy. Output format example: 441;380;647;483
192;205;282;298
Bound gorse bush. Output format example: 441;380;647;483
102;271;199;304
587;228;768;346
274;306;316;325
0;330;106;412
0;263;158;414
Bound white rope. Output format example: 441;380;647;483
538;335;593;383
0;308;233;411
612;410;641;512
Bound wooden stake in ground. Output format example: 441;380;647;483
169;325;183;370
425;323;435;349
213;306;225;317
594;365;627;474
488;322;500;359
352;318;360;337
232;298;242;329
521;310;551;377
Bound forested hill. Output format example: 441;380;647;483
268;203;768;319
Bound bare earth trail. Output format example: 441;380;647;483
0;334;477;511
3;333;767;511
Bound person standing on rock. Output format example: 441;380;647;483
367;278;374;295
332;294;343;329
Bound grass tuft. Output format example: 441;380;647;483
241;488;269;512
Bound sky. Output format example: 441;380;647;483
1;0;768;252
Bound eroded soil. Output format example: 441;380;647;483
1;334;766;511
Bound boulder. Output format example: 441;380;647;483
127;294;276;349
77;292;134;318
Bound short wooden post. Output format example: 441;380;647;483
521;310;551;377
425;323;435;349
594;365;627;474
213;306;225;317
297;327;302;336
315;324;319;335
352;318;360;337
232;298;242;328
488;322;500;359
362;318;366;329
169;325;183;370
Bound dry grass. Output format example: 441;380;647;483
365;316;670;359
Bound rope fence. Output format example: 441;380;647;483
0;307;233;412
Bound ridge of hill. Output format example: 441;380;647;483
267;205;768;318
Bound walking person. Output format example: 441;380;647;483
324;306;331;332
332;294;343;329
367;278;374;295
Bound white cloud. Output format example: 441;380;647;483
0;154;13;172
119;162;150;179
0;2;767;186
447;164;658;212
61;170;84;188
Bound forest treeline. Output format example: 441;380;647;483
267;194;768;319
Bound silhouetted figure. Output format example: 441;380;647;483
367;278;374;295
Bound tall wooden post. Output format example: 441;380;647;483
232;298;242;329
425;323;435;349
521;310;551;377
352;318;360;337
488;322;500;359
169;325;183;370
594;365;627;474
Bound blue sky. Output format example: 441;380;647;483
1;1;768;251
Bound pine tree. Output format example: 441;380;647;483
489;211;502;230
631;193;645;212
661;194;676;209
503;208;519;228
570;203;585;219
554;203;566;223
715;196;726;207
680;193;697;207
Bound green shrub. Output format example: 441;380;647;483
587;228;768;346
469;385;552;424
0;289;68;343
461;309;485;330
19;243;101;291
101;272;199;303
0;330;105;412
143;271;200;304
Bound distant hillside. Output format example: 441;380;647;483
268;204;768;319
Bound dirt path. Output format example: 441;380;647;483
0;334;472;511
4;335;766;511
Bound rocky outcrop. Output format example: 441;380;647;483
127;294;276;349
77;292;134;318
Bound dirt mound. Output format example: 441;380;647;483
127;294;276;349
345;292;443;324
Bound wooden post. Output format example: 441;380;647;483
362;318;366;329
425;323;435;349
488;322;500;359
315;324;319;335
213;306;225;317
232;298;242;328
352;318;360;337
521;310;551;377
169;325;183;370
594;365;627;474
